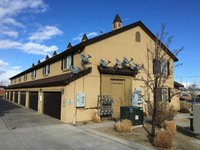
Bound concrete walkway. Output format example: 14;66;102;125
0;98;153;150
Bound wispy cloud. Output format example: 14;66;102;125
0;0;48;39
72;32;99;42
29;25;63;42
0;30;18;38
12;66;21;70
0;0;48;19
0;59;9;67
0;40;22;49
0;40;58;56
21;42;58;55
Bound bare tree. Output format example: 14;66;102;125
0;70;7;86
135;24;183;137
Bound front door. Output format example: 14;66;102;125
111;79;125;118
101;75;132;119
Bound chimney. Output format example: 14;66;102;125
81;33;88;42
37;60;41;64
112;14;122;31
32;63;35;67
45;55;49;60
67;42;72;49
53;51;57;56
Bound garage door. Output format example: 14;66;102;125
20;91;26;106
43;92;61;120
14;91;18;103
11;91;13;101
29;91;38;111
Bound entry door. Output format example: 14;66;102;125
111;79;125;118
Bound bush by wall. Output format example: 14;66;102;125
115;119;132;133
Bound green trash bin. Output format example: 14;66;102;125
120;106;143;126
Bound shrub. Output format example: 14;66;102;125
179;101;192;113
92;110;101;123
153;130;172;149
163;120;176;135
148;102;177;126
115;119;132;133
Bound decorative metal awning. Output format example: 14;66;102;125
98;66;138;77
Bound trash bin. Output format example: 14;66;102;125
120;106;143;126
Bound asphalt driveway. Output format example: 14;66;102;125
0;98;139;150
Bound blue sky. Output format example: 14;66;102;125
0;0;200;86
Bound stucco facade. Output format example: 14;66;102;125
5;15;180;123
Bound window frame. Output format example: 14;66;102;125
31;70;36;79
62;55;72;70
18;76;21;83
153;59;169;76
157;88;170;102
43;64;50;76
24;73;27;81
135;31;141;42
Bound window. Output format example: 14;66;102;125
153;59;169;76
135;31;141;42
62;55;72;70
43;64;50;76
24;74;27;81
31;70;36;79
157;88;170;102
18;77;21;83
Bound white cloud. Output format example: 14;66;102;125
0;59;8;67
0;0;48;39
87;32;99;38
0;30;18;38
0;40;58;56
72;32;99;42
12;66;21;70
1;17;25;28
29;25;63;42
0;39;22;49
0;0;48;19
0;69;21;85
21;42;58;55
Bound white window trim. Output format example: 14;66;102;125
63;55;72;70
31;70;36;79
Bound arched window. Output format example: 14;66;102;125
135;31;141;42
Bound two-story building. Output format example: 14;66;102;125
5;15;180;123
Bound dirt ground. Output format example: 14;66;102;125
94;123;200;150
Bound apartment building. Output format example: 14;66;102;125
5;15;180;123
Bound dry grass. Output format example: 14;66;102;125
153;130;172;149
115;119;132;133
164;120;176;135
91;110;101;123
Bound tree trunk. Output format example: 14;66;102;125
151;91;157;137
151;83;158;137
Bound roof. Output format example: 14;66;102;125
113;14;122;23
174;81;184;89
10;20;178;80
7;68;92;89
